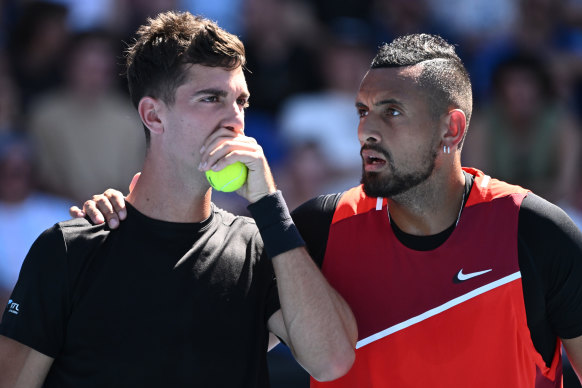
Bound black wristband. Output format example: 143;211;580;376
247;191;306;259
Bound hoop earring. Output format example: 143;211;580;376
443;145;451;154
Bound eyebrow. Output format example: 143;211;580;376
193;88;227;98
355;98;401;109
193;88;250;99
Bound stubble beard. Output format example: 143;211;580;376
361;144;438;198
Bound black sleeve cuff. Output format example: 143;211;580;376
247;191;306;259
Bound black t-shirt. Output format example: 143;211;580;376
0;203;279;388
291;172;582;368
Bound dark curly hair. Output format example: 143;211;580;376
371;34;473;148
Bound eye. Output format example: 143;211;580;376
357;108;368;118
386;108;401;116
237;98;250;109
201;95;219;103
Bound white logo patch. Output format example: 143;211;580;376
7;299;20;315
456;268;492;282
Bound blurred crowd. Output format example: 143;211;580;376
0;0;581;386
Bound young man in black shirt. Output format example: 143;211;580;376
0;11;357;387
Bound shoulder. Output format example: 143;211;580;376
56;217;110;238
292;193;343;220
291;193;344;268
291;192;343;232
211;206;262;245
518;193;582;272
212;206;257;229
47;218;112;259
464;168;529;207
519;193;582;339
11;220;99;293
520;193;582;242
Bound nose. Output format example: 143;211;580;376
222;101;245;135
357;114;381;145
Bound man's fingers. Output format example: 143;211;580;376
80;189;127;229
200;137;261;172
69;206;85;219
94;194;120;229
104;189;127;220
82;195;120;228
82;199;106;225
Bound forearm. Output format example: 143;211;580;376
563;336;582;382
272;247;357;380
0;335;53;388
248;192;356;381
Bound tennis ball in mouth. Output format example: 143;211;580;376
205;161;248;192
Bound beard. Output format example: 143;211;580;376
361;144;438;198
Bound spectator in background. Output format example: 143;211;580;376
468;0;582;104
0;132;72;309
463;53;581;203
7;1;70;111
369;0;436;45
278;19;373;193
27;29;145;203
242;0;322;115
47;0;117;32
425;0;517;47
107;0;180;44
0;55;20;134
275;140;332;212
310;0;372;25
180;0;243;35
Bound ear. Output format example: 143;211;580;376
442;109;466;151
138;97;164;135
128;172;141;193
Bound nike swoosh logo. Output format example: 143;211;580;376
455;268;492;282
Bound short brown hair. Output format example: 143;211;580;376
125;12;246;140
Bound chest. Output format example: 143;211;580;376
63;227;266;354
322;198;523;341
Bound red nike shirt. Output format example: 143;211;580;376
312;168;561;388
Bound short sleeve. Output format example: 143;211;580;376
0;224;70;357
520;194;582;339
291;193;342;268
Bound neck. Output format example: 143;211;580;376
387;167;466;236
126;159;213;223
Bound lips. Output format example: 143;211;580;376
361;149;387;171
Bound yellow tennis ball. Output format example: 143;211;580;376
205;161;248;192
